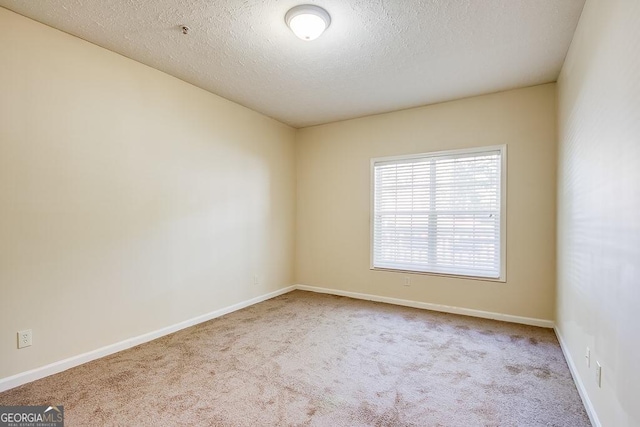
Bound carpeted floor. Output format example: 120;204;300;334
0;290;590;426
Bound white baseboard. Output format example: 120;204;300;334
0;283;558;393
0;285;296;393
554;327;600;427
294;284;555;328
2;284;595;426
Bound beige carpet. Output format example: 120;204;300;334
0;290;590;426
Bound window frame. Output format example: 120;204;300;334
370;144;507;282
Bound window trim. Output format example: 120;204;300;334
369;145;507;282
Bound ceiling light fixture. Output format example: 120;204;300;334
285;5;331;41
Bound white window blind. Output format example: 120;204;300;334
372;146;505;280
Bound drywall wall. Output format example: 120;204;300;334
296;84;557;321
556;0;640;425
0;8;295;379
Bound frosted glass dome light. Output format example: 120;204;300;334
285;5;331;41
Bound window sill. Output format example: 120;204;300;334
370;267;506;283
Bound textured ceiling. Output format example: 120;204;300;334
0;0;585;128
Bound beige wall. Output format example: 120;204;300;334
556;0;640;425
0;8;296;379
296;84;557;321
9;8;639;425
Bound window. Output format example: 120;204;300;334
371;145;506;281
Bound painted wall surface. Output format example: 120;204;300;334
0;8;296;379
556;0;640;425
296;84;557;321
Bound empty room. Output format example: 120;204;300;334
0;0;638;426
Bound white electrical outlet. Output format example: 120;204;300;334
253;274;259;286
403;276;411;286
17;329;32;349
595;362;602;388
585;347;590;367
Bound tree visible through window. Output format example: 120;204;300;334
371;146;505;280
